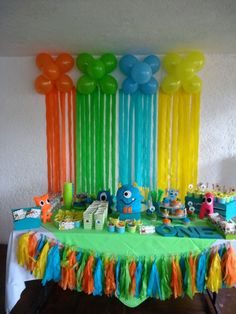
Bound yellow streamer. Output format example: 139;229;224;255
170;93;179;188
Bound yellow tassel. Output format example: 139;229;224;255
33;241;50;279
17;233;30;267
206;252;222;293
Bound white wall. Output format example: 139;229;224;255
0;54;236;244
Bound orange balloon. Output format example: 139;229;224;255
56;74;73;92
35;75;53;94
55;53;74;73
36;53;53;70
43;62;60;80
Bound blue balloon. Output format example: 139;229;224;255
119;54;138;75
144;55;161;74
139;77;158;94
131;62;152;84
122;77;138;94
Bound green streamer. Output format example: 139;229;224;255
90;94;95;194
85;95;91;193
99;91;105;190
81;95;86;192
105;95;111;189
111;94;116;194
185;256;193;299
76;92;81;193
94;89;100;193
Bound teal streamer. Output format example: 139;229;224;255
123;93;129;184
128;95;134;183
134;91;143;186
152;93;157;190
147;260;161;299
135;260;143;298
196;253;207;293
116;258;121;297
118;91;125;184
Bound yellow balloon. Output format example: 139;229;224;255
182;76;202;93
185;51;205;72
161;76;181;94
175;60;195;81
163;53;182;74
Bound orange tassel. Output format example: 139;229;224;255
67;251;77;290
222;246;236;287
82;255;95;294
27;233;37;272
105;258;116;296
129;260;136;296
171;257;182;298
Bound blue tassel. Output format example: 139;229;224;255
115;258;121;297
135;260;143;298
196;253;207;292
42;244;61;286
147;260;162;299
93;257;103;296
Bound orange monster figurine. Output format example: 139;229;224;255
34;194;52;224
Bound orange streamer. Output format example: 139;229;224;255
82;255;95;294
105;259;116;296
54;90;61;192
129;260;137;296
27;233;37;272
171;257;182;298
45;93;52;192
60;92;67;187
221;246;236;287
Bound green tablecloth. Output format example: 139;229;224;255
44;218;216;259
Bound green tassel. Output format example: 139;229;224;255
120;259;131;299
76;252;88;292
184;256;193;299
140;258;148;299
160;257;172;300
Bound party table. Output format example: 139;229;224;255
5;221;236;313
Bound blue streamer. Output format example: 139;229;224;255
115;258;121;297
123;93;129;184
147;260;162;299
42;245;61;286
34;235;46;260
76;251;82;263
152;93;157;190
135;260;143;298
196;253;207;293
93;257;103;296
145;95;152;187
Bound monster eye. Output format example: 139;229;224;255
46;199;50;204
203;197;206;203
200;184;206;192
123;190;132;198
188;184;193;190
100;192;107;201
174;192;178;196
40;200;44;206
207;198;212;204
188;201;193;206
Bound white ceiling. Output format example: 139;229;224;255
0;0;236;56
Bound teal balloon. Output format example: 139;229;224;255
144;55;161;74
100;53;117;73
122;77;138;94
77;75;96;94
100;75;118;94
131;62;152;84
139;77;158;94
76;53;94;73
87;59;106;79
119;54;138;75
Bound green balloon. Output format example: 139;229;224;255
100;53;117;73
100;75;118;94
76;75;96;94
76;53;94;73
87;59;105;79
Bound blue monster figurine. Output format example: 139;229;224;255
97;190;113;214
116;184;143;220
